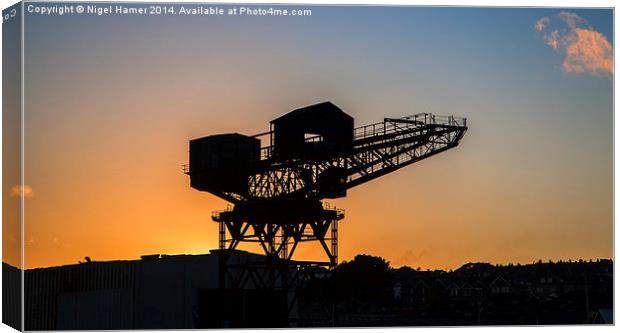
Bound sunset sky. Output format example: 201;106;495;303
5;5;613;269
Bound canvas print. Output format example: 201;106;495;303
1;1;614;330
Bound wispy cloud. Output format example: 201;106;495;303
544;30;560;50
396;248;427;267
559;11;587;29
10;185;34;198
535;12;613;77
535;17;549;31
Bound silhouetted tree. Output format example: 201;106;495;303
332;254;393;305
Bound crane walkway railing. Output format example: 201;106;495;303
212;202;345;221
256;113;466;161
353;113;466;141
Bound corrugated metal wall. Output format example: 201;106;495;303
2;263;22;330
57;289;134;329
23;252;289;330
25;261;136;330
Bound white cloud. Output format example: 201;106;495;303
562;28;613;77
535;17;549;31
544;30;560;50
536;12;613;77
559;11;587;29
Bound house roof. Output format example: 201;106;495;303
490;276;511;287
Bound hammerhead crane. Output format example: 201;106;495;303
185;101;467;290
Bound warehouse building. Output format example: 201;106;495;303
5;250;293;330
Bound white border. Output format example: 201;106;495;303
0;1;616;333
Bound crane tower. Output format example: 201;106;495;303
185;102;467;292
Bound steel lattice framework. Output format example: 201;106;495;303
186;110;467;296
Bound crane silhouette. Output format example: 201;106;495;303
185;101;467;291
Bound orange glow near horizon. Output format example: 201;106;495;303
6;7;612;270
14;107;612;270
13;70;613;270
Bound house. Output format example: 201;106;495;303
490;276;511;295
